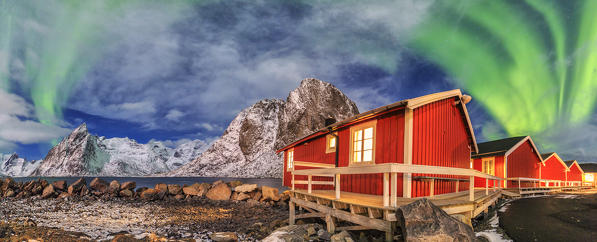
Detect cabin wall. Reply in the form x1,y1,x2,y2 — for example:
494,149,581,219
567,165,583,182
411,98,472,197
282,135,334,190
540,156,567,182
506,140,541,187
473,156,505,187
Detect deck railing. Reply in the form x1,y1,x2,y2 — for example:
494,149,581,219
504,177,583,189
291,162,503,207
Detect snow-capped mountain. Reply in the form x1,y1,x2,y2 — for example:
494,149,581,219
32,124,208,176
0,153,41,177
168,78,360,178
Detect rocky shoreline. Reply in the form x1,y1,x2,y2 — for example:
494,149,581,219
0,177,289,241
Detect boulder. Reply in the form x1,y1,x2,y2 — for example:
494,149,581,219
68,178,86,195
234,184,258,193
3,189,15,198
206,183,232,201
136,187,148,196
330,230,355,242
261,186,280,201
121,181,136,191
40,179,49,188
31,183,43,195
209,232,238,242
167,184,182,195
155,183,168,199
183,183,210,196
174,194,185,200
89,178,109,193
213,180,224,186
58,192,71,199
41,185,55,199
252,191,262,201
80,185,89,196
52,180,67,191
396,198,476,242
108,180,121,194
141,188,159,200
1,178,15,191
236,193,251,201
229,180,243,188
119,189,133,197
15,191,30,198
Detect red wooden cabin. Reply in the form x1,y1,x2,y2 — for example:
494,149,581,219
471,136,542,188
277,89,478,198
540,153,568,186
564,160,583,186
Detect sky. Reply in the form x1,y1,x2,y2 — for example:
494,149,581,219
1,0,597,163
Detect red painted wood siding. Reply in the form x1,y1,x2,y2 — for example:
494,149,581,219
282,135,334,190
473,156,505,187
567,164,583,182
412,98,472,197
505,140,542,187
541,156,567,182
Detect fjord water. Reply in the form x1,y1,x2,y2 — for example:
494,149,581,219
12,177,285,191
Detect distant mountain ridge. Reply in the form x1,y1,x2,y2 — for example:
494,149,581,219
168,78,360,178
0,153,41,177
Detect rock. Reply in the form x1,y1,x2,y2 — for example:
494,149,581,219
108,180,120,194
262,224,324,242
174,194,185,200
213,180,224,186
121,181,136,191
90,178,109,193
80,185,90,196
234,184,258,193
236,193,251,201
246,199,260,207
252,191,262,201
68,178,86,195
209,232,238,242
331,231,355,242
229,180,243,188
24,218,37,227
182,183,202,196
1,177,15,191
52,180,67,191
119,189,133,197
155,183,167,192
40,179,49,188
58,192,71,199
318,229,332,240
141,188,158,200
41,185,55,199
167,184,182,195
396,198,476,242
31,183,43,195
206,183,232,201
15,191,29,198
3,189,15,198
261,186,279,201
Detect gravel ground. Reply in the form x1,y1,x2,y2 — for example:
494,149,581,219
0,196,288,241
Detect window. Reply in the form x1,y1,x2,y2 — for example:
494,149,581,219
325,134,337,153
287,149,294,170
585,173,594,182
349,121,376,164
482,157,495,175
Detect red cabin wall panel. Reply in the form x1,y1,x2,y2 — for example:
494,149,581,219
412,99,471,197
567,165,583,182
506,141,541,188
540,156,567,181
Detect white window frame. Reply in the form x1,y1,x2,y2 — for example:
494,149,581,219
349,120,377,166
287,149,294,171
482,157,495,176
325,133,337,153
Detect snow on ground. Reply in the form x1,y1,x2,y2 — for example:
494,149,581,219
475,214,512,242
555,195,579,199
498,203,510,213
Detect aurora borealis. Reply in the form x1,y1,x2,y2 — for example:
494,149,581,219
1,0,597,161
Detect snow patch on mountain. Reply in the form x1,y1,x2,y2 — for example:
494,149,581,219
0,153,41,177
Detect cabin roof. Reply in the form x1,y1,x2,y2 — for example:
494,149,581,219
564,160,575,167
541,152,555,160
276,89,478,153
579,163,597,173
471,136,538,158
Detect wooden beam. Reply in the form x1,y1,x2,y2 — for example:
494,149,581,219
308,175,312,193
335,226,370,231
296,213,325,219
293,161,336,168
335,174,341,200
292,174,295,191
391,172,398,206
383,173,389,207
430,178,435,197
326,214,336,234
295,180,335,185
289,201,295,225
469,176,474,201
403,108,413,199
485,178,488,195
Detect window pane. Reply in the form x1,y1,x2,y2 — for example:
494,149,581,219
329,137,336,148
355,130,362,141
363,150,372,162
355,141,362,151
364,139,373,150
354,151,361,162
364,127,373,139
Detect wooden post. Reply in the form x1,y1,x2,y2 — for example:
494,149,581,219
326,214,335,233
308,175,312,194
335,174,341,200
385,221,395,242
383,173,389,207
518,177,521,190
469,176,474,201
430,178,435,197
292,174,295,191
485,178,488,195
456,180,460,192
391,172,398,207
289,201,295,225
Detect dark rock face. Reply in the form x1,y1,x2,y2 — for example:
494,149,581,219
170,78,359,178
90,178,109,193
68,178,86,195
108,180,120,194
52,180,67,191
167,184,182,195
396,198,476,242
33,124,108,176
120,181,136,191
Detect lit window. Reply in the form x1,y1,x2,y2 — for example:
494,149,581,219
287,149,294,170
350,121,376,164
482,157,495,175
585,173,594,182
326,134,337,153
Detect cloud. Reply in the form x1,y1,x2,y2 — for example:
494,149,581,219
0,90,71,152
165,110,184,121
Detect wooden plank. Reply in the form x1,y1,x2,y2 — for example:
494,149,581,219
289,201,295,225
473,191,501,217
335,174,341,200
469,176,474,201
391,172,398,205
383,173,389,207
368,207,383,219
326,214,336,233
308,175,312,193
295,180,334,185
335,226,370,231
291,197,392,231
294,161,336,168
296,213,325,219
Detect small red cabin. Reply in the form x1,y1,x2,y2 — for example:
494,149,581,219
277,89,478,198
471,136,542,188
540,153,568,186
564,160,583,186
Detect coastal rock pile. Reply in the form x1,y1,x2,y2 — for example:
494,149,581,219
0,177,289,207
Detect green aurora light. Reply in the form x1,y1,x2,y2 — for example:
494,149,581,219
409,0,597,139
